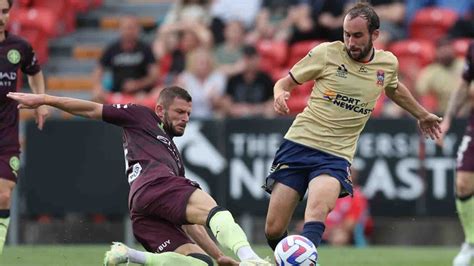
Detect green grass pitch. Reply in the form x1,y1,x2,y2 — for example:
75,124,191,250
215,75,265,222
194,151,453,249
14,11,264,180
0,245,460,266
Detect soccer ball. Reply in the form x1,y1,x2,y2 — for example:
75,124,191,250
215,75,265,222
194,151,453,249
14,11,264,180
274,235,318,266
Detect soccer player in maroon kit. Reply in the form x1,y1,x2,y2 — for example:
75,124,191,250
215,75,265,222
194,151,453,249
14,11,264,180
7,86,270,266
0,0,49,254
437,42,474,266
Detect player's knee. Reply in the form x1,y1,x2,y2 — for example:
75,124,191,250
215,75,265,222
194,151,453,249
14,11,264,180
455,176,474,197
0,189,12,207
265,220,286,239
188,253,213,266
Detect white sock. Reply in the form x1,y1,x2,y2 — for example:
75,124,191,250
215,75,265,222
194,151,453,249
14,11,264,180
236,245,260,261
127,247,147,264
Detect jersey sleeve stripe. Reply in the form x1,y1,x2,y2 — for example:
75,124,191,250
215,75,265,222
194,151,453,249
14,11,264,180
289,71,302,85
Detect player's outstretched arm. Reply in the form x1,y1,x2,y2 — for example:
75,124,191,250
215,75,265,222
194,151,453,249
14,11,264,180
7,92,103,120
27,71,49,130
273,75,299,115
182,224,239,266
385,81,442,140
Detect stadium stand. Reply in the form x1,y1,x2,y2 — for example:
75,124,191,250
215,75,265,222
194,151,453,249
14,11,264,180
409,7,458,41
388,39,436,89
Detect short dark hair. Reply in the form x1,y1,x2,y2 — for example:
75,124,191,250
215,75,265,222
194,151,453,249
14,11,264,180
242,45,258,57
346,1,380,34
158,86,192,109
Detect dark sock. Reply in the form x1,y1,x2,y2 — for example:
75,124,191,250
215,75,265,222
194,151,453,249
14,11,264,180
457,194,473,201
266,231,288,250
0,210,9,218
301,221,325,247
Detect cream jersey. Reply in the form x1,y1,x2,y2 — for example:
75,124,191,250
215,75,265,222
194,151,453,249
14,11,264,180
285,41,399,162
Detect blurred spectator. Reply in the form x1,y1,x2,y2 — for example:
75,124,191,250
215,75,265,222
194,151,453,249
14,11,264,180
177,48,226,119
247,0,293,42
210,0,261,42
153,21,213,85
322,168,373,247
285,0,354,44
405,0,473,24
415,38,465,114
152,24,185,86
214,20,246,76
218,45,275,118
92,16,158,107
211,0,260,28
448,8,474,39
162,0,211,26
371,0,407,47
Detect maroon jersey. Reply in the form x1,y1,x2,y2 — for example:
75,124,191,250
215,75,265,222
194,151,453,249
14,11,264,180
462,42,474,84
102,104,186,198
456,42,474,171
0,33,41,153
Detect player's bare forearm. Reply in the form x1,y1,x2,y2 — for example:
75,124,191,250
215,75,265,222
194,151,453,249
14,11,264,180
274,75,297,97
274,75,299,115
385,81,430,120
443,80,469,124
26,72,49,130
27,71,46,94
182,224,224,260
386,82,442,139
44,95,103,119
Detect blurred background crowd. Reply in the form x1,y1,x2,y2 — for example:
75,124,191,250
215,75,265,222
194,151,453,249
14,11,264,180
8,0,474,121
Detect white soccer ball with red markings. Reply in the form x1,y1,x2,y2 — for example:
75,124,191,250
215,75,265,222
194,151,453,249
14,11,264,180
274,235,318,266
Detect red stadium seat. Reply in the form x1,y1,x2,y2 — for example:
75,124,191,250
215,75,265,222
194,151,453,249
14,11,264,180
389,39,436,89
389,39,436,68
91,0,103,9
270,67,289,82
9,7,58,36
287,40,324,68
17,0,33,7
31,0,76,34
256,40,288,75
409,7,458,41
452,38,472,58
69,0,90,12
8,7,57,63
69,0,102,12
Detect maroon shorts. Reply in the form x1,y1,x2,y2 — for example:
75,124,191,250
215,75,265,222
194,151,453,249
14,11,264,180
0,153,20,183
130,175,200,253
457,125,474,172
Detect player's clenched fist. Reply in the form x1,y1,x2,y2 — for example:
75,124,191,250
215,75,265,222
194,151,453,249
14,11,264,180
274,91,290,115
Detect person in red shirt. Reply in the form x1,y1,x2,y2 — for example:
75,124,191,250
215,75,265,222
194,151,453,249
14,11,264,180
322,168,373,246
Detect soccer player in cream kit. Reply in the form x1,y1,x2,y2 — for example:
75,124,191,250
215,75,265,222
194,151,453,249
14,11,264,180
0,0,49,254
263,1,443,259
